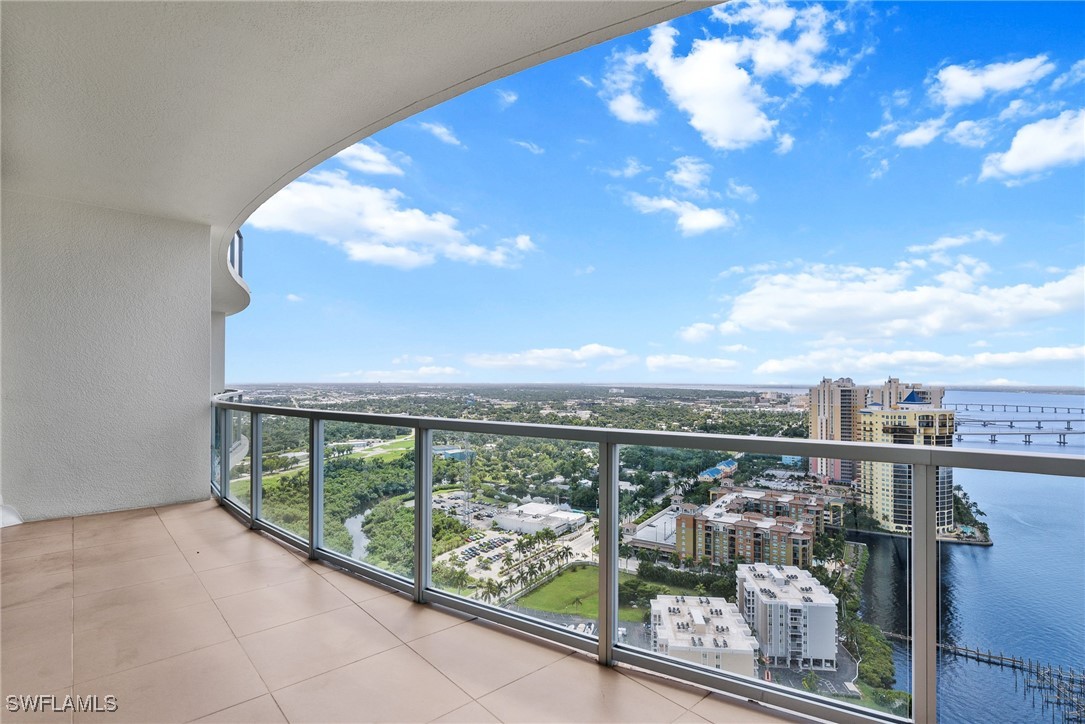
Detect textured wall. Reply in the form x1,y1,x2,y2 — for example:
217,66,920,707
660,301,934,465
1,191,210,520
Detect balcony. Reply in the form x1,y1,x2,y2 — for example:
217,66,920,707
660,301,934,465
1,499,795,724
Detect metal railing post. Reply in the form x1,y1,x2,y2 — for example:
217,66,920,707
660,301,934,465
308,417,325,559
912,462,938,723
414,428,433,603
219,408,232,502
250,412,262,528
597,439,619,666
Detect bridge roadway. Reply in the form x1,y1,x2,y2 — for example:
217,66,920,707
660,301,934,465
944,402,1085,414
956,417,1083,430
954,430,1082,445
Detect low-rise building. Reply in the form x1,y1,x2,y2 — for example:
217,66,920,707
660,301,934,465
493,502,586,535
697,459,737,482
650,595,759,677
737,563,838,671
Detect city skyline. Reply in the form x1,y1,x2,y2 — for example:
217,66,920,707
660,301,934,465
231,1,1084,386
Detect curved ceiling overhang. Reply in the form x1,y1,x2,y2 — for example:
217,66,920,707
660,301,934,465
2,1,712,248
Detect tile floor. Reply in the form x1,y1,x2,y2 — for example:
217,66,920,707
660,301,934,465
1,500,810,723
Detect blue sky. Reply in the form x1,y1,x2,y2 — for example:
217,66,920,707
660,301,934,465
231,1,1085,387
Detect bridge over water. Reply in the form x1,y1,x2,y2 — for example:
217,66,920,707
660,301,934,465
945,402,1085,414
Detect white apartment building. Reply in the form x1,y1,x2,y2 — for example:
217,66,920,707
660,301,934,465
649,595,759,678
736,563,838,671
493,502,586,535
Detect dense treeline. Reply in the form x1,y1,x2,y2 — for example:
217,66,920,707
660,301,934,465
636,561,738,600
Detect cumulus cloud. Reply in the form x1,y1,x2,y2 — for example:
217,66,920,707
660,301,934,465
1051,59,1085,91
466,344,637,370
754,345,1084,376
628,193,738,236
512,140,545,155
719,258,1084,340
726,179,759,203
980,109,1085,183
944,119,992,148
720,344,753,353
906,229,1003,255
606,157,649,178
392,354,434,365
677,322,717,343
646,354,739,373
332,366,461,382
931,55,1056,108
667,156,713,196
286,293,303,303
775,133,795,154
419,121,465,147
497,89,519,108
247,170,534,269
894,117,946,148
334,142,408,176
601,48,659,123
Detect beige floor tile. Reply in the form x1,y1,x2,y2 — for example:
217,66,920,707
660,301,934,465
197,554,317,599
478,653,687,723
323,569,396,602
239,605,400,691
72,517,168,549
214,575,351,637
689,693,801,723
359,591,473,642
2,533,73,561
272,645,472,723
167,522,250,552
72,551,192,596
2,549,73,582
74,600,233,683
181,532,290,572
154,498,219,520
617,666,711,709
0,688,73,723
2,633,74,694
72,535,179,570
71,640,267,723
74,572,210,631
2,570,74,609
430,701,501,723
409,618,572,698
671,711,712,722
194,694,286,723
2,597,73,646
72,507,157,533
2,518,73,544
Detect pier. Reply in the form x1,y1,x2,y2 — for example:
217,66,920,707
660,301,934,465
945,402,1085,414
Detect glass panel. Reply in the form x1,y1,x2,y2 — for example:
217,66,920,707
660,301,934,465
619,446,912,717
937,390,1085,722
320,421,416,579
258,414,311,540
431,433,599,636
224,410,252,511
211,409,223,495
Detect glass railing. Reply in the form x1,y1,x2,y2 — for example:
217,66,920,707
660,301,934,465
210,394,1084,724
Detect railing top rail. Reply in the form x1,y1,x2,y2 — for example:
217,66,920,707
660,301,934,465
212,393,1085,478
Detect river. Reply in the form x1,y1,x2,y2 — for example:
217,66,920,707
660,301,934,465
857,389,1085,723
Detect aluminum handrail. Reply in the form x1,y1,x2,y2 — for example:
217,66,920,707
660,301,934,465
210,392,1084,724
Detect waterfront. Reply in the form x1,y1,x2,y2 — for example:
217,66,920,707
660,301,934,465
859,389,1085,723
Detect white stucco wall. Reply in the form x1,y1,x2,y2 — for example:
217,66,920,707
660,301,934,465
1,191,211,520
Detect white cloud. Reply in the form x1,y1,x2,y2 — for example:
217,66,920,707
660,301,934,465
720,258,1084,339
894,117,946,148
646,354,739,373
1052,59,1085,91
969,340,990,348
247,170,534,269
497,89,519,108
286,293,303,303
466,344,636,370
628,193,738,236
577,75,595,89
332,366,461,382
666,156,712,196
931,55,1056,108
419,122,465,147
720,344,753,353
775,133,795,154
944,120,992,148
980,109,1085,183
601,49,658,123
870,158,889,180
755,344,1085,376
606,157,649,178
906,229,1003,254
677,322,717,343
512,140,545,155
574,265,596,276
391,354,435,365
998,98,1063,122
726,179,759,203
334,142,407,176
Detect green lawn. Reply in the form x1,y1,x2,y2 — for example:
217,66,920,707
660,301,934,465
516,566,698,623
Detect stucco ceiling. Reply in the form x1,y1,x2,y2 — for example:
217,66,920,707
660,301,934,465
2,1,709,244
